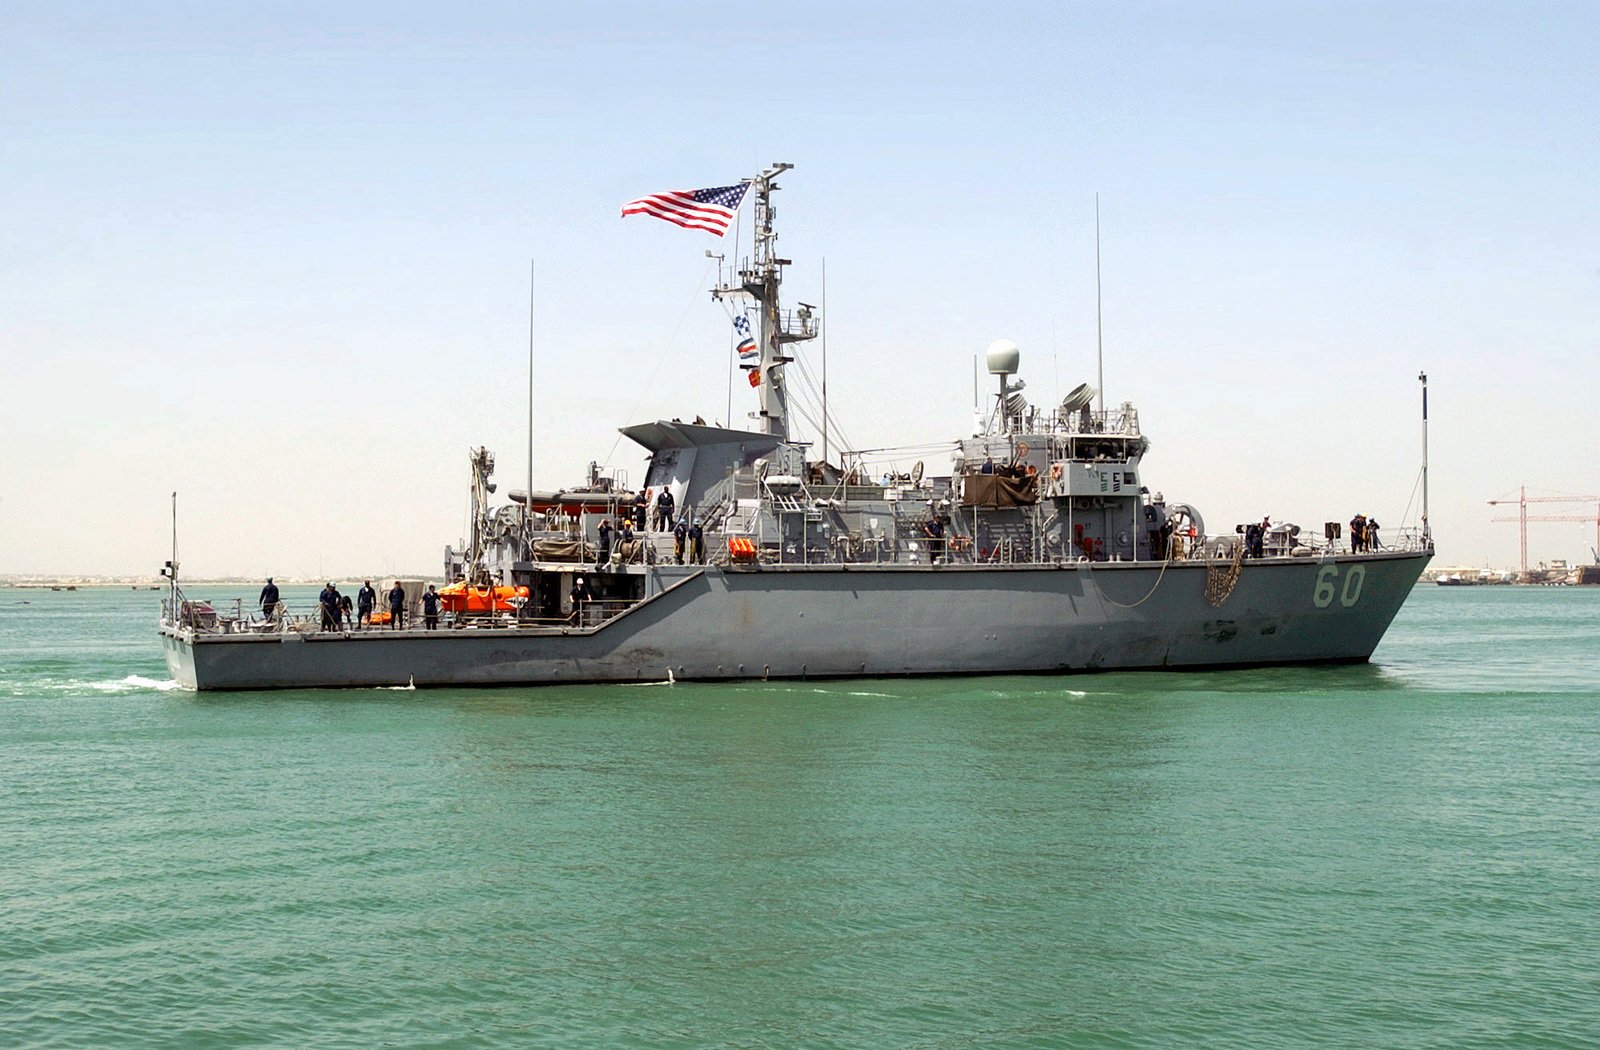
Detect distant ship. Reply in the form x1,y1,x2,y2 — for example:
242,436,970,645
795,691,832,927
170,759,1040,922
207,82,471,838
160,165,1434,690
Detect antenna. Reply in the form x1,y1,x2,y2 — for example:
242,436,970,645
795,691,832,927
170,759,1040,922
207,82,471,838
821,257,828,466
1051,317,1059,410
709,248,730,428
537,259,544,537
166,491,178,610
1095,193,1104,416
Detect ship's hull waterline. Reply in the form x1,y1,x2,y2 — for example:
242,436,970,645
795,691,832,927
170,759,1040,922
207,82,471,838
161,552,1429,691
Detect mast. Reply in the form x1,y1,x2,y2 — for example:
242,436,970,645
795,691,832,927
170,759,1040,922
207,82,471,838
713,163,816,443
1419,371,1431,548
527,260,536,541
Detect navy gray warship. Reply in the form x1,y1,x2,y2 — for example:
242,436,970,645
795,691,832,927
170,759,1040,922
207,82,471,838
160,164,1434,690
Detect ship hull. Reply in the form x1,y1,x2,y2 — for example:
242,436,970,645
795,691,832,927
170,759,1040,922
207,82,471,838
162,552,1429,691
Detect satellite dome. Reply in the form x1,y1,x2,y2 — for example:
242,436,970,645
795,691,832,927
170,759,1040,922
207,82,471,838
985,339,1020,376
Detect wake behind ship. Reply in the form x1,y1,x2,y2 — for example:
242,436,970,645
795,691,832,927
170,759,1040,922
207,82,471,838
160,165,1433,690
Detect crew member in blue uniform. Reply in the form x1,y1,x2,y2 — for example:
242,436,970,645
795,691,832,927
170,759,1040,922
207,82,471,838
259,578,280,621
923,513,945,564
387,581,406,629
421,585,442,630
357,580,376,628
319,583,339,631
569,575,593,624
619,519,635,563
688,521,704,564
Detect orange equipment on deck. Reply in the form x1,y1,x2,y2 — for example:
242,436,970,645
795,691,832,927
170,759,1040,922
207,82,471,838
437,582,530,614
727,536,758,562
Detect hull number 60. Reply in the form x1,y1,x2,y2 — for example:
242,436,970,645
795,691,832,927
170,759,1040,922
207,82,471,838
1313,564,1365,608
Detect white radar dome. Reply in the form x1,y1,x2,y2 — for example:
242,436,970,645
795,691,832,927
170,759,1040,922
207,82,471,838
985,339,1020,376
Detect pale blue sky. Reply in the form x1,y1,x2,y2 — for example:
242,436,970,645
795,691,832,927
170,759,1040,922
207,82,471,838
3,1,1596,576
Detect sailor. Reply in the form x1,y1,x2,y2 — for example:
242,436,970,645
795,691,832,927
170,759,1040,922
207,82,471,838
421,584,442,630
569,575,593,623
357,580,376,628
597,519,613,568
980,455,995,475
1350,513,1367,553
1366,518,1381,550
655,488,675,532
339,592,354,630
619,519,635,562
319,582,339,631
1258,516,1271,558
923,512,945,564
387,581,406,629
259,577,280,622
688,520,705,564
633,489,649,531
673,517,688,564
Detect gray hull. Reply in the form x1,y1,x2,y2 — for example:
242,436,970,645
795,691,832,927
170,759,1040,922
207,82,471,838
162,552,1429,690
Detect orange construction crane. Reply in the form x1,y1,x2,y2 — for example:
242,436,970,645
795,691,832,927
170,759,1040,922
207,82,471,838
1487,488,1600,575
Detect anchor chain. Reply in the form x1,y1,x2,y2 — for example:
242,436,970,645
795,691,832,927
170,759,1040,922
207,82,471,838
1205,537,1247,607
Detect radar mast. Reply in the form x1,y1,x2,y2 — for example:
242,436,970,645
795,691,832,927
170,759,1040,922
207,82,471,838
712,163,817,442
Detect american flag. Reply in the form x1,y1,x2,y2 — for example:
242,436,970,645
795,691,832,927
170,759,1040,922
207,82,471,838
621,183,750,236
733,315,758,359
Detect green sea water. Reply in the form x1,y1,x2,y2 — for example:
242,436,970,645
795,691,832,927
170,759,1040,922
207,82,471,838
2,584,1597,1048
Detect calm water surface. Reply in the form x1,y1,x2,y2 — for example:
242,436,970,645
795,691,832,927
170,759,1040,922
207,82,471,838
2,585,1597,1047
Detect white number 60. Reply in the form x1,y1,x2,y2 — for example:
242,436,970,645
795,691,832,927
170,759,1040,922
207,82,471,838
1313,564,1365,608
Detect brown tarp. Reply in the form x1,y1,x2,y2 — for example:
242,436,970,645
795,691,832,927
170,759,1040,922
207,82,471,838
961,473,1039,508
532,538,595,562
